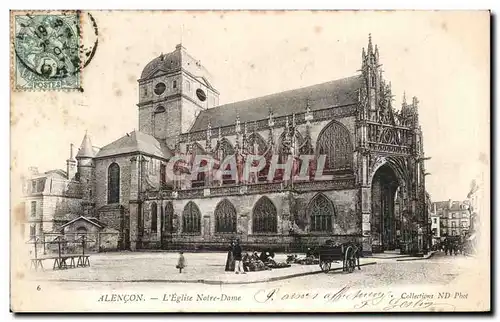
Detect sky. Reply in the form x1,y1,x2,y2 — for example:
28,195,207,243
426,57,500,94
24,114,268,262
10,10,490,202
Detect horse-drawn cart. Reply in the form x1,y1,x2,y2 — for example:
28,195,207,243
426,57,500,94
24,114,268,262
316,241,361,273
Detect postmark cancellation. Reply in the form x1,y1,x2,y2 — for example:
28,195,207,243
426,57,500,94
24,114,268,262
11,10,98,91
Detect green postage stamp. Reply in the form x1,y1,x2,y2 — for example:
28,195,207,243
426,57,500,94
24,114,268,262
12,11,98,91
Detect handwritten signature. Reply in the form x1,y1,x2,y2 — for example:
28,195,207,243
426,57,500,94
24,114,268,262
253,286,457,311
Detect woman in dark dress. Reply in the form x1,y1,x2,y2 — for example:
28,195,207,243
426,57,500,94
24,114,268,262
225,240,235,271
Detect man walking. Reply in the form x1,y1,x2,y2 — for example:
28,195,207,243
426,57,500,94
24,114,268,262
233,239,245,274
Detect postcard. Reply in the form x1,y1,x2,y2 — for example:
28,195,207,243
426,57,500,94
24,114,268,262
10,10,490,312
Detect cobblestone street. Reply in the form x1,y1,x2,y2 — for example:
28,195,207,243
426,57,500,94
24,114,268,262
15,251,485,312
25,251,475,289
27,251,376,284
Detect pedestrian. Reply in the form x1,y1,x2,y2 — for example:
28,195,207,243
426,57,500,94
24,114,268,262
176,251,186,273
233,239,245,274
225,240,235,272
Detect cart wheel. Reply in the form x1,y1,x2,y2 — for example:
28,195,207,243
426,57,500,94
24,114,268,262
319,260,331,272
348,258,355,273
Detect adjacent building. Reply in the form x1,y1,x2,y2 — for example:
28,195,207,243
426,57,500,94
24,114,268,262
433,200,470,239
429,204,441,245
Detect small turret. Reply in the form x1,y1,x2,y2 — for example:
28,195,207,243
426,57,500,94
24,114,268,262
76,132,95,216
76,132,95,183
360,33,382,121
76,131,95,159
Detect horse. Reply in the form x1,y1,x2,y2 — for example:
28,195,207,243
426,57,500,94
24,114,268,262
341,242,362,272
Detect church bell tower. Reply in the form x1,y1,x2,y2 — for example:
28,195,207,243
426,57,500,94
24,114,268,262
137,44,220,148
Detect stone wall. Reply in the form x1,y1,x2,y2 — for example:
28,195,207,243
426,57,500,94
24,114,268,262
97,204,125,231
94,156,132,209
138,188,360,251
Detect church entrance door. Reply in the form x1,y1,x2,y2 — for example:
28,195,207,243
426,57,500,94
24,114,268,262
371,164,399,253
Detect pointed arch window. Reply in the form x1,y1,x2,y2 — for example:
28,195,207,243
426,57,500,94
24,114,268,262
182,201,201,234
247,133,268,155
214,138,235,162
316,121,353,172
151,202,158,233
107,163,120,204
191,143,207,188
164,202,174,233
246,133,269,182
276,130,303,181
214,139,236,185
308,194,334,232
215,199,237,233
160,163,166,187
252,197,277,233
278,131,303,162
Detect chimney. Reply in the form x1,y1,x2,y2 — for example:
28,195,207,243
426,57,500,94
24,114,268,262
448,199,452,209
28,167,39,176
66,143,77,180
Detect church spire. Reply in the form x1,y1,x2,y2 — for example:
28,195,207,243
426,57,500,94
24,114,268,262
360,33,382,121
76,131,94,159
367,33,373,56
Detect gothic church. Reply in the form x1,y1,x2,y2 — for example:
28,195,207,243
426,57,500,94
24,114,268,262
24,35,428,254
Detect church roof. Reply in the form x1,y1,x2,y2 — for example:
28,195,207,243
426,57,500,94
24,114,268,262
189,75,361,132
141,49,181,80
95,130,172,159
433,201,450,210
140,44,215,90
59,216,105,230
44,169,68,179
76,133,95,158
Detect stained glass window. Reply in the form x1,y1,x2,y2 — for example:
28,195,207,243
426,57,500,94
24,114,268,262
182,201,201,234
164,202,174,233
214,138,235,162
191,143,207,188
151,202,158,233
308,193,334,232
252,197,277,233
316,121,352,171
246,133,269,182
247,133,267,155
107,163,120,204
215,139,236,185
215,199,237,233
